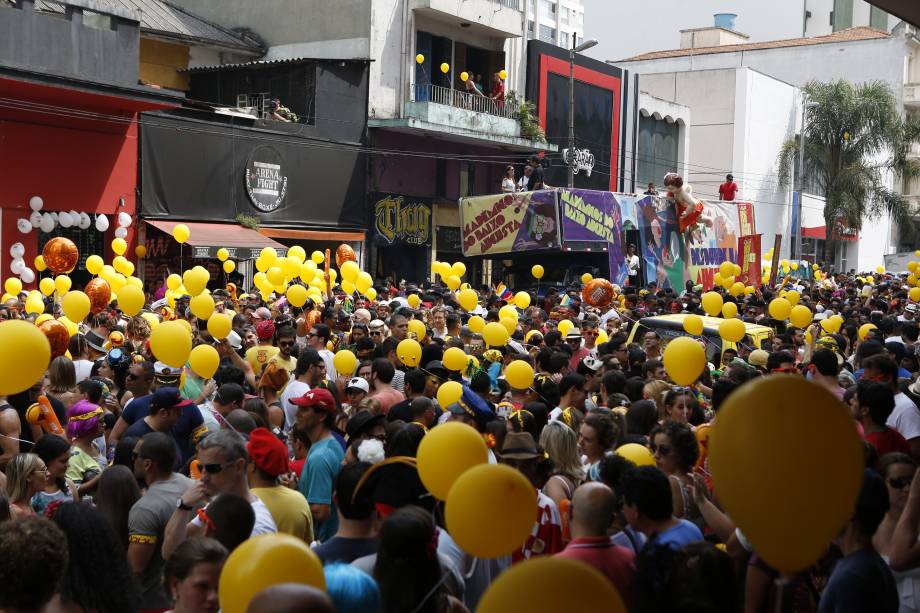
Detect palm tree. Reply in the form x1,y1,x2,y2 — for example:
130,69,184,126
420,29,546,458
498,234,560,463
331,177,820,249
778,80,920,265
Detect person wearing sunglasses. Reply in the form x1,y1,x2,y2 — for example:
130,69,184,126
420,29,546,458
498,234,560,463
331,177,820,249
850,380,911,457
874,453,919,604
163,429,277,560
649,420,700,522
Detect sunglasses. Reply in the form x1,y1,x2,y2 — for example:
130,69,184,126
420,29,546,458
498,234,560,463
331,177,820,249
650,444,671,456
200,461,237,475
370,330,383,336
889,476,913,490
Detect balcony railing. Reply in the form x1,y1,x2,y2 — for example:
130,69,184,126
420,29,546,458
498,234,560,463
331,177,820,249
495,0,522,9
412,83,516,119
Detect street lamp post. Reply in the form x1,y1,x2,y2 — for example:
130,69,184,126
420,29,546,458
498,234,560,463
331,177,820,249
568,38,598,188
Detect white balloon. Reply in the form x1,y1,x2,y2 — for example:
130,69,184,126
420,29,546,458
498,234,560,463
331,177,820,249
117,212,132,227
95,215,109,232
19,268,35,284
10,258,25,274
40,214,55,233
69,210,79,221
16,219,31,234
29,196,43,212
29,211,42,228
49,212,58,222
79,213,91,230
58,213,72,228
114,226,128,239
9,243,25,259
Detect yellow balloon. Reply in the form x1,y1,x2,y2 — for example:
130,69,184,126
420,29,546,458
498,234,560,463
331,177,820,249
286,246,305,263
446,275,462,291
416,53,425,64
785,290,800,305
721,275,735,290
286,284,308,308
340,260,359,283
662,336,706,385
190,294,215,320
468,315,486,333
407,294,421,309
417,422,488,500
867,275,875,284
597,329,609,344
356,271,373,295
876,265,885,274
615,443,656,467
789,305,813,329
397,339,422,367
35,314,52,326
341,279,356,294
531,265,544,279
436,380,464,410
34,255,46,272
172,223,190,244
61,291,90,322
768,297,792,321
256,247,276,265
859,323,877,340
822,315,843,334
407,319,426,341
683,314,704,336
581,272,593,284
721,301,738,319
218,533,325,613
4,278,22,296
458,288,478,312
478,556,625,613
25,295,44,315
505,360,534,390
709,376,863,574
111,238,127,256
135,245,147,258
910,287,920,303
214,248,229,262
557,319,574,337
281,256,301,280
84,255,103,276
366,288,377,302
460,71,469,82
443,347,468,372
333,350,357,376
451,262,466,278
311,250,325,265
499,305,519,321
266,266,284,287
57,316,79,337
719,261,734,278
117,285,145,317
482,322,510,347
701,291,723,316
719,318,746,343
223,260,236,275
39,278,55,297
149,321,192,368
446,464,537,558
729,281,745,297
188,344,220,379
207,313,232,341
440,62,450,74
0,321,51,395
500,316,517,336
255,257,269,273
183,267,210,297
514,291,531,310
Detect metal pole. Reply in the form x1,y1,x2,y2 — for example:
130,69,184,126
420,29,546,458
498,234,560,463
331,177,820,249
568,43,575,188
795,95,807,261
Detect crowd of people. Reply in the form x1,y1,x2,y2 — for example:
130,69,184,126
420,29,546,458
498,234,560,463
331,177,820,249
1,263,920,613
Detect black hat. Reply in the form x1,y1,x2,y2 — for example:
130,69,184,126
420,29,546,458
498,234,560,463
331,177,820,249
346,410,386,441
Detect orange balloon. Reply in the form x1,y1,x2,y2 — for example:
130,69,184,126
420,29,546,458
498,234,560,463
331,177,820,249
39,319,70,359
582,278,615,307
42,237,79,274
335,244,357,269
85,278,112,314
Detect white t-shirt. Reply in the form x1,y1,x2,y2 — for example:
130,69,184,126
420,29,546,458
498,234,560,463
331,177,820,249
888,393,920,441
318,349,337,380
191,494,277,536
73,359,94,383
280,380,311,434
501,177,516,193
627,255,640,277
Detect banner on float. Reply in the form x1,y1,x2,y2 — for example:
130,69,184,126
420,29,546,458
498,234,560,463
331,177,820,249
559,189,618,243
636,195,685,291
605,193,641,287
738,234,762,288
460,190,560,256
736,201,755,236
685,200,745,290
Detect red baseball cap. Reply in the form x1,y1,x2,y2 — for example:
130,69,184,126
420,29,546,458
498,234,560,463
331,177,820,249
255,320,276,341
246,427,290,477
289,388,337,414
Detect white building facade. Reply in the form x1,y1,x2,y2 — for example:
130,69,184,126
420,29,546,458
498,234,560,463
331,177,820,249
525,0,584,49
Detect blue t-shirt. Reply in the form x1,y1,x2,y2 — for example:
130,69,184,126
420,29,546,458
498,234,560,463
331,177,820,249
299,436,344,543
653,519,703,550
122,395,205,465
818,548,897,613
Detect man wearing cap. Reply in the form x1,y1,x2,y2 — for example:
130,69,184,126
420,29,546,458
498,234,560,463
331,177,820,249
290,388,344,542
128,432,194,610
110,367,206,466
343,377,369,413
566,328,588,371
246,320,280,375
248,427,313,542
123,387,193,442
163,430,277,559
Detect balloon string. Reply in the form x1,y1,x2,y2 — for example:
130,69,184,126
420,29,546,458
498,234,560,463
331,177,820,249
0,433,34,446
774,576,788,613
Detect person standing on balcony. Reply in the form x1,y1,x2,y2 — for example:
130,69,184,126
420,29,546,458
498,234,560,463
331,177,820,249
465,77,485,98
474,74,485,94
518,165,533,192
491,72,505,109
502,166,517,193
718,174,738,201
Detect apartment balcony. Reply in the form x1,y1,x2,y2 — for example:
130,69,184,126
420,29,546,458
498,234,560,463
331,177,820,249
410,0,524,38
368,83,555,151
905,82,920,108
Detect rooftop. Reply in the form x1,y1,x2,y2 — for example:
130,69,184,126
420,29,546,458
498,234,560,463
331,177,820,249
620,26,890,62
6,0,264,52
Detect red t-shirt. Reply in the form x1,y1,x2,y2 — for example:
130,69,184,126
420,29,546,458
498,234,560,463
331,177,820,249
557,537,636,605
865,428,911,456
718,182,738,201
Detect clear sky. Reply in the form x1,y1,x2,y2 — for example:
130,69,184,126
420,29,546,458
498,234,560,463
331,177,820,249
581,0,812,62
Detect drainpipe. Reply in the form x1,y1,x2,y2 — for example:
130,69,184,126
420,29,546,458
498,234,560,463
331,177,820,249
398,0,410,118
